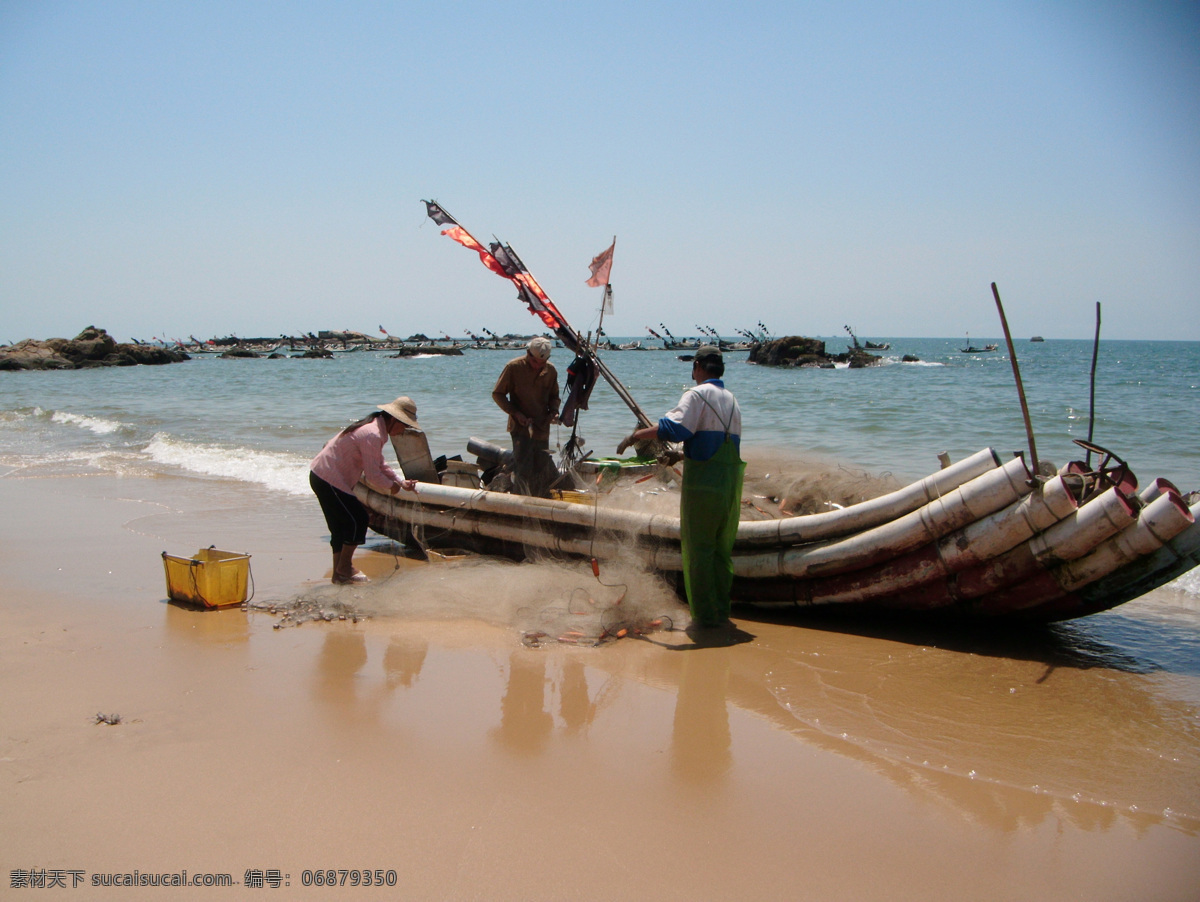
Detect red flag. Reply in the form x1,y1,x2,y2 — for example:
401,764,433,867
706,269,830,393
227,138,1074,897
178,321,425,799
441,226,510,279
586,240,615,287
429,210,581,352
515,272,574,333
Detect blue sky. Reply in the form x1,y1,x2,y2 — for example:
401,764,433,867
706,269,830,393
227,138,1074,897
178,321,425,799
2,1,1197,343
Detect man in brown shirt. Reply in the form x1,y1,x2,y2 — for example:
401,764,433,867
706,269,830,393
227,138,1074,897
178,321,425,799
491,336,561,497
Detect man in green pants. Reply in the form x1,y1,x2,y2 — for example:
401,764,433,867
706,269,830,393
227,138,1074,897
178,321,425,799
618,346,744,630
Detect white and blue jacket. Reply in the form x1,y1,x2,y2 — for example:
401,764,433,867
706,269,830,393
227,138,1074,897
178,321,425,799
657,379,741,462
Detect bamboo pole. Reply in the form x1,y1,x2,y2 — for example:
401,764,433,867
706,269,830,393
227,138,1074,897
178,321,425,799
991,282,1039,478
1086,301,1102,467
427,204,649,427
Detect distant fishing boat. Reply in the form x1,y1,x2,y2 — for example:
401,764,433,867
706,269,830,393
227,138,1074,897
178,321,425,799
845,325,889,351
1031,336,1045,342
961,334,997,353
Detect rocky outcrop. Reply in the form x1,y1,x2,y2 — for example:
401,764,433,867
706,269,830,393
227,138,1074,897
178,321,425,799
748,336,881,368
0,327,190,371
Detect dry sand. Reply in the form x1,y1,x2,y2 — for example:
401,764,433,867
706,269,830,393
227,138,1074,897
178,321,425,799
2,472,1198,900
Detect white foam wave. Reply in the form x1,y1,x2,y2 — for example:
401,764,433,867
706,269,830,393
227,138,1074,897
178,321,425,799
50,410,126,435
0,447,134,477
144,433,310,495
1,407,34,424
1168,567,1200,599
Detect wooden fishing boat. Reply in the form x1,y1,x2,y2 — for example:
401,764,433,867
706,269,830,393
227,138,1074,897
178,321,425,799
358,437,1198,623
402,204,1196,622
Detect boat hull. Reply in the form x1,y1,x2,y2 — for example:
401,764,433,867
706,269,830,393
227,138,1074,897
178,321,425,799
358,447,1197,622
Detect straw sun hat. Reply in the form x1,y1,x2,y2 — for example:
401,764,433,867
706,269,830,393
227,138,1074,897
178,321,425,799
378,396,420,430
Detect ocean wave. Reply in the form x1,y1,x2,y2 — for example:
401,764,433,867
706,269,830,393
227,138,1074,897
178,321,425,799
143,433,310,495
1170,567,1200,599
0,445,160,478
49,410,128,435
0,406,42,427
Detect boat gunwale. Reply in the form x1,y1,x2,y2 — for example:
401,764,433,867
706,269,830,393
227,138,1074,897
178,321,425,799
356,447,1005,547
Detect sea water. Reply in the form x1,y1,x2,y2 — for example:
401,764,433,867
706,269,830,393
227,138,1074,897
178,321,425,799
2,336,1198,651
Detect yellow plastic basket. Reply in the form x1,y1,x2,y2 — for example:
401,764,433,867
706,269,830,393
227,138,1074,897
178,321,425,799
162,547,253,608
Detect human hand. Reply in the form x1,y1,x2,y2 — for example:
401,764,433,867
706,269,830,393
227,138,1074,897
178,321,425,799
402,479,418,493
616,434,634,455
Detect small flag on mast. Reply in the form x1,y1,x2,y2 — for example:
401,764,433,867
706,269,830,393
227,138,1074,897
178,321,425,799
586,240,615,287
602,284,614,314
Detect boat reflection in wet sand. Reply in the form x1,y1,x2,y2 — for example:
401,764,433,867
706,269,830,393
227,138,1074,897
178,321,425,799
360,432,1198,625
608,613,1200,835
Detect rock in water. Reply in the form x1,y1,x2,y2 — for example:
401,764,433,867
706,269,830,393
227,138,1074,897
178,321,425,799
0,327,190,370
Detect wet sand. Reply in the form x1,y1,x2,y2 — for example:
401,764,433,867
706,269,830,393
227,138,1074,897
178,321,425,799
2,473,1199,900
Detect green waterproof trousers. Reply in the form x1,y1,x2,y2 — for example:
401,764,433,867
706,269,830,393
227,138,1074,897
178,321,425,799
679,438,745,627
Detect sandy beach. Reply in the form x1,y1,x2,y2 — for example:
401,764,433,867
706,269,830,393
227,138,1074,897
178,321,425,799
3,471,1199,901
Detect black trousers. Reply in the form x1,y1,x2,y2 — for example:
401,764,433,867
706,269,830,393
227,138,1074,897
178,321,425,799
310,470,369,551
510,431,556,498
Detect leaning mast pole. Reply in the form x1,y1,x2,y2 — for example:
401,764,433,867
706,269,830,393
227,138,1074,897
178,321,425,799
424,202,651,428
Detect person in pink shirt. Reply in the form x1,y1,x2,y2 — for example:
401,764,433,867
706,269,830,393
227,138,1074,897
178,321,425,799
309,396,420,584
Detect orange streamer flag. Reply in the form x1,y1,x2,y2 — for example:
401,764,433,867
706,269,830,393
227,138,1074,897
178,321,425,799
586,240,615,287
422,200,577,349
439,226,512,279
